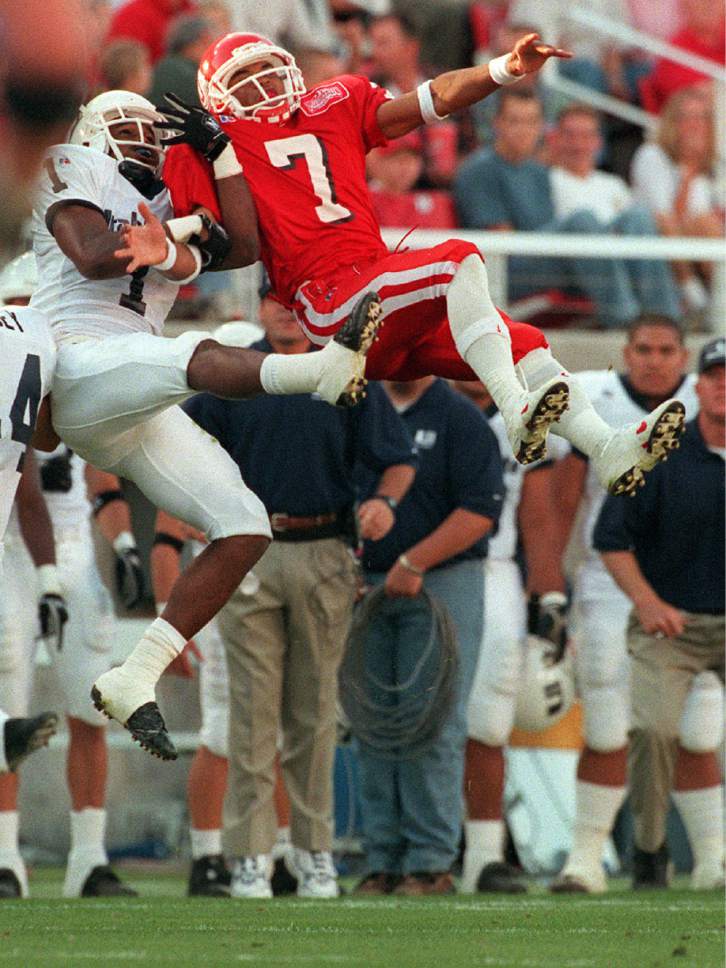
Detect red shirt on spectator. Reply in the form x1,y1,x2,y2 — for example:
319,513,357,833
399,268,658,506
370,189,458,230
643,23,725,112
106,0,196,64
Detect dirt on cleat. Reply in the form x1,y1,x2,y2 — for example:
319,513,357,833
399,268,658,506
91,687,177,761
516,381,570,464
332,291,383,407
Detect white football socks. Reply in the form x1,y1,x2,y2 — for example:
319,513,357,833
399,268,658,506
461,819,504,893
191,827,223,860
672,786,724,871
564,781,626,874
0,810,28,896
64,808,108,897
260,352,324,396
122,618,186,688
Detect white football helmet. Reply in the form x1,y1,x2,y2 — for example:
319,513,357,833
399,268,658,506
68,90,166,173
213,320,264,347
514,636,575,733
0,252,37,305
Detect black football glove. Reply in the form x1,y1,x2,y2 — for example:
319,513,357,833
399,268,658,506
155,92,231,162
38,594,69,652
115,547,145,609
190,214,232,271
528,591,569,662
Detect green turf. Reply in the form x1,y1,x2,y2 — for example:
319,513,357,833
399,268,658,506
0,869,722,968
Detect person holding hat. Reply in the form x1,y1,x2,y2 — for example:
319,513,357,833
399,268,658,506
593,337,725,892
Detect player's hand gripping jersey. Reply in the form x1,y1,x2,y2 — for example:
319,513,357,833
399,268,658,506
164,75,392,308
31,145,179,341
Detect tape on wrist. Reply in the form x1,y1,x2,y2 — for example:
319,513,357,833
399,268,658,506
488,54,521,86
37,563,61,597
112,530,136,555
539,591,568,609
166,215,204,243
213,143,243,179
416,79,449,124
175,244,203,284
154,236,177,272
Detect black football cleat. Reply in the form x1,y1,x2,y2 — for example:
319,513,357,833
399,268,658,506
476,861,528,894
81,865,138,897
271,856,299,896
188,854,232,897
633,843,671,890
4,712,58,772
330,291,383,407
0,869,22,898
91,688,177,761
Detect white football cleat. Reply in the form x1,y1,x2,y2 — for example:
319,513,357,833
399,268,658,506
230,855,273,899
691,859,725,891
503,377,570,465
315,292,383,407
549,864,607,895
593,399,686,496
285,848,339,898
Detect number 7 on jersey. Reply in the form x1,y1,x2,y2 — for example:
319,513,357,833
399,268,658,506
265,134,352,225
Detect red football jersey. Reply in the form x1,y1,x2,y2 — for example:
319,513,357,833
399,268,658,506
164,74,394,306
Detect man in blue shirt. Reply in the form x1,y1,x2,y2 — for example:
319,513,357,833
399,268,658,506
594,338,725,891
453,88,680,328
350,376,503,895
183,287,417,900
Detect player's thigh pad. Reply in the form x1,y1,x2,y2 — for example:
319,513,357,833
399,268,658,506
679,670,725,753
575,597,631,751
467,560,526,746
0,537,36,716
51,533,113,725
51,330,210,467
197,618,230,758
114,405,271,542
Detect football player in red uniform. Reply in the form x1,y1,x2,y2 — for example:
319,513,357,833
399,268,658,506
119,30,686,494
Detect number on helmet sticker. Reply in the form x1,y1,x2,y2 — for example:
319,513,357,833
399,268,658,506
265,134,352,225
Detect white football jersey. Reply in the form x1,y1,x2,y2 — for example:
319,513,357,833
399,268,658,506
574,369,699,600
31,144,179,341
0,306,56,566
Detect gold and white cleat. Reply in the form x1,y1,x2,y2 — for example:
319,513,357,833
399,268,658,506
506,377,570,465
315,291,383,407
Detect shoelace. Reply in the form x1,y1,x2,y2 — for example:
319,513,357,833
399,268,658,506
310,852,335,881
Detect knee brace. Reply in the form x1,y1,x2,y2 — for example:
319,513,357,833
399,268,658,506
679,671,724,754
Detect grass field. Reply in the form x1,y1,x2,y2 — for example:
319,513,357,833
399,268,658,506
0,869,722,968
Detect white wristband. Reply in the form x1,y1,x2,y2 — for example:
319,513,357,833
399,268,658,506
112,530,136,555
488,53,521,86
166,215,204,243
176,244,203,284
155,601,167,617
37,563,61,597
416,79,449,124
213,142,243,180
154,236,177,272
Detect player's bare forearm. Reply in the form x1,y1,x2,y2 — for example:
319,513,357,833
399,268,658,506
600,550,654,608
376,33,572,138
52,205,130,280
15,452,56,568
216,174,260,268
519,466,567,595
404,508,493,573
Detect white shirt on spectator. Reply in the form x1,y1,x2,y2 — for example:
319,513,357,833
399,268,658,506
630,142,715,218
227,0,333,52
550,166,633,222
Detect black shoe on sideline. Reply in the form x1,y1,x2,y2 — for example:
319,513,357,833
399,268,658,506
4,712,58,771
188,854,231,897
0,869,22,898
271,856,298,896
81,865,138,897
476,861,528,894
633,843,671,890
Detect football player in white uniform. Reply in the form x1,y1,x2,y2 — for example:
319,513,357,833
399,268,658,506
454,381,572,893
550,316,699,893
30,89,382,760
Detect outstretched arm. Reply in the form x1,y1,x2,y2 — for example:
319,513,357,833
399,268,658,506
377,33,572,139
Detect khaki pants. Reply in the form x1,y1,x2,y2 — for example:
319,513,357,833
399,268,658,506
627,611,725,852
218,537,357,856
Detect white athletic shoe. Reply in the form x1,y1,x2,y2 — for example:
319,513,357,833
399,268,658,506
503,377,570,465
550,865,607,895
593,399,686,496
230,855,273,899
315,292,383,407
91,668,177,761
285,848,340,899
691,859,725,890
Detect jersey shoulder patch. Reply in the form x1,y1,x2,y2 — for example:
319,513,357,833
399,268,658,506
300,80,351,117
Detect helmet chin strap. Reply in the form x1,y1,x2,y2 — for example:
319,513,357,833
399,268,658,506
118,159,166,200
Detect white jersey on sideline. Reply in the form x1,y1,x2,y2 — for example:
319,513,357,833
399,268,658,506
5,446,89,540
574,369,698,601
31,144,178,341
0,307,56,567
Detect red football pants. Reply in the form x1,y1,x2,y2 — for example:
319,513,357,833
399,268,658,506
292,240,548,381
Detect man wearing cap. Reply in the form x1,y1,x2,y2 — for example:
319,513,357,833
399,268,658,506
593,337,725,891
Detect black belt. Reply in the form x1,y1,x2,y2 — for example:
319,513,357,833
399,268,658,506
269,511,343,543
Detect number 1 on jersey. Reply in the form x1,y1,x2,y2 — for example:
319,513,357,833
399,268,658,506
265,134,352,225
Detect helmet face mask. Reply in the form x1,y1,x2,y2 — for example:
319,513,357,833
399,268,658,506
199,34,306,123
69,91,166,174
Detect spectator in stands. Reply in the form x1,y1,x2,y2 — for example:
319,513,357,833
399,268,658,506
98,40,152,96
454,89,681,328
594,338,725,891
639,0,725,114
330,0,386,75
368,12,459,187
149,15,215,107
107,0,196,65
227,0,335,54
295,48,347,88
367,131,458,230
196,0,230,37
631,88,722,315
352,376,502,896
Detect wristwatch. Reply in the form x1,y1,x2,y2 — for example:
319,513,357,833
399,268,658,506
373,493,398,512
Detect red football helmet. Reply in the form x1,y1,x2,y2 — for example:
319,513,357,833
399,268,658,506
197,32,306,123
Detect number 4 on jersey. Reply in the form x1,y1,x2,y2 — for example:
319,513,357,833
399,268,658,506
265,134,352,225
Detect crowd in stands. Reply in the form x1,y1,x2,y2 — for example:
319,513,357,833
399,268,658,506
80,0,723,326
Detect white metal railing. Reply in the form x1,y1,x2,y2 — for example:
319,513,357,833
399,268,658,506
546,70,657,131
